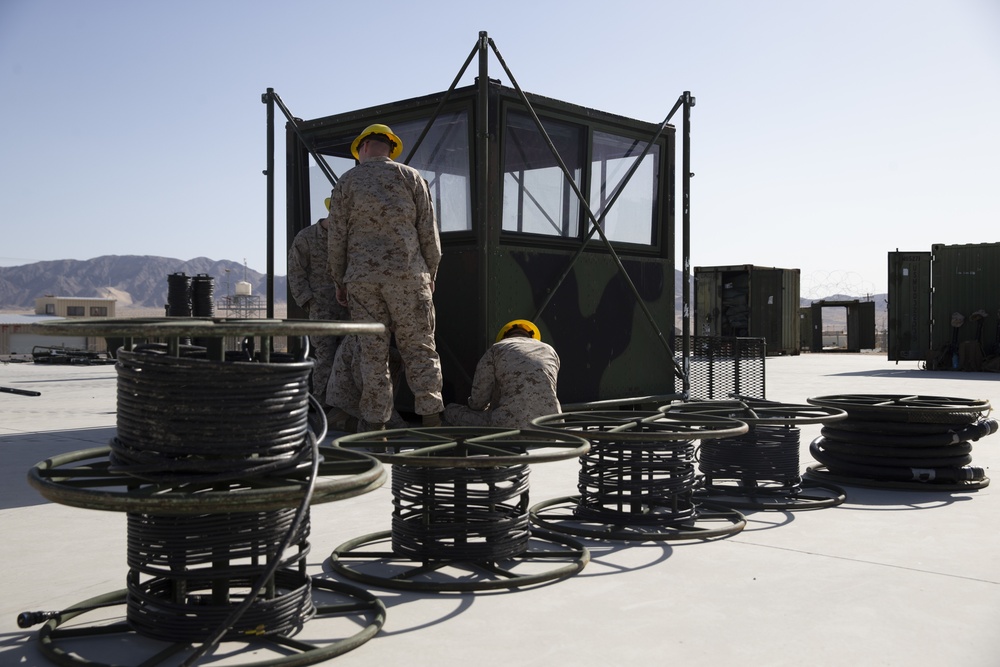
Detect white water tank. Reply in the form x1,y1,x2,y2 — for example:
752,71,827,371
235,281,252,296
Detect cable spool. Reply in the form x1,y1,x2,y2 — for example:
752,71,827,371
576,430,698,526
191,273,215,317
806,394,996,490
329,426,591,592
111,347,314,483
166,272,193,317
19,317,390,665
661,399,848,510
529,411,750,540
105,346,320,647
126,509,314,642
391,464,531,561
698,424,802,488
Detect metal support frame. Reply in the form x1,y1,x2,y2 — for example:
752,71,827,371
260,31,694,390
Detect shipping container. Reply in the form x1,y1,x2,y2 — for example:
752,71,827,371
805,299,876,352
694,265,800,356
888,243,1000,368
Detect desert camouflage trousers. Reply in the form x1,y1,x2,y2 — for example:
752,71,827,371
307,295,348,407
345,280,444,424
326,335,407,428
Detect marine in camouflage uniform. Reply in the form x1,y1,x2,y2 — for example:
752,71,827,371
444,324,562,429
287,217,348,407
328,125,444,429
325,334,407,431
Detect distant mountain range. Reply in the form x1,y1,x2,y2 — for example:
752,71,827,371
0,256,287,310
0,256,886,329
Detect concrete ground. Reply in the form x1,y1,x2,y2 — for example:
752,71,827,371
0,353,997,666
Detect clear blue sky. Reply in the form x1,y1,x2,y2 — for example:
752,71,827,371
2,0,998,298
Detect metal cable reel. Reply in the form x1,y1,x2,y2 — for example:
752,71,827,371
804,394,996,491
19,318,389,667
660,399,849,511
528,410,751,541
328,426,592,592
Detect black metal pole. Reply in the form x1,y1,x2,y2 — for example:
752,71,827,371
263,88,275,320
477,31,490,353
681,91,694,397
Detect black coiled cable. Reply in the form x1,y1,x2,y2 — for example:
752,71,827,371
177,401,322,667
391,464,531,561
810,417,996,484
577,439,698,525
110,347,313,483
698,424,802,490
97,345,325,664
126,507,314,643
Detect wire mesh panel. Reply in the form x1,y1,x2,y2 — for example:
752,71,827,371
678,336,766,400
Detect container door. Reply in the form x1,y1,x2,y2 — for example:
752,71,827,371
694,269,722,336
887,251,931,361
848,301,877,350
750,268,783,355
799,307,813,351
929,243,1000,354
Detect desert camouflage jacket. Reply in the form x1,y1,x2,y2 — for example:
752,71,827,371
467,336,561,427
328,156,440,286
288,221,344,320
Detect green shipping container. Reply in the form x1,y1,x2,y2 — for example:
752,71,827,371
694,265,800,356
888,243,1000,366
930,243,1000,357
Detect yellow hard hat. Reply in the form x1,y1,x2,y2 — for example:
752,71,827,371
324,197,331,212
351,123,403,160
496,319,541,343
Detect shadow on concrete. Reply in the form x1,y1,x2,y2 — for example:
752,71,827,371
0,427,115,510
828,368,999,383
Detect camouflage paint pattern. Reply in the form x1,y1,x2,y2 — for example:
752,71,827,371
434,246,675,405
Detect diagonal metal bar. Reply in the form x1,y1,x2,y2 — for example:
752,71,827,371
507,170,564,235
266,90,341,187
402,39,481,165
488,38,684,378
534,95,685,318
